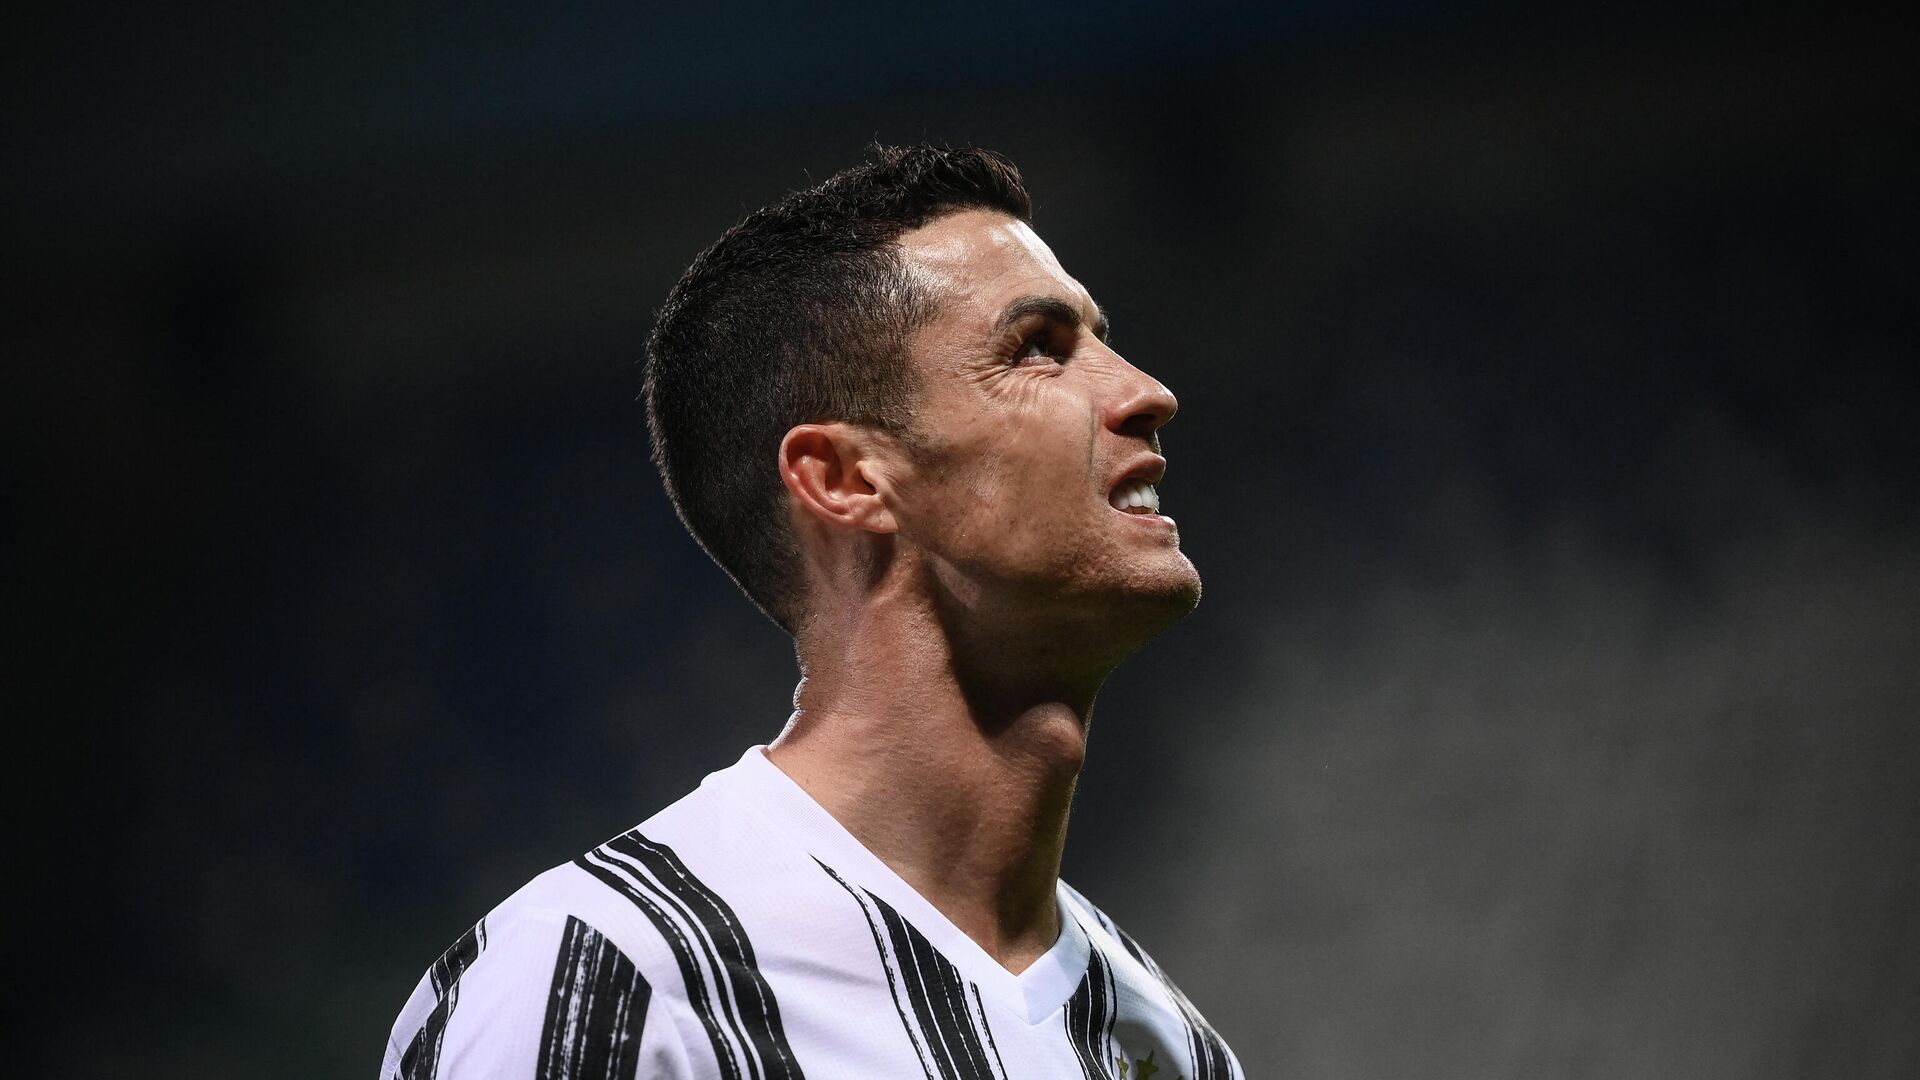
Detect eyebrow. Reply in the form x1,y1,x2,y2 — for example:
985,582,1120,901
993,294,1111,345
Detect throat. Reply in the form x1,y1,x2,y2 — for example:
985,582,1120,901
768,704,1082,972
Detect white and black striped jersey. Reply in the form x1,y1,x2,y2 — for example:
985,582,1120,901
381,746,1243,1080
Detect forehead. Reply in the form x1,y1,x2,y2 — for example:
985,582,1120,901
896,210,1096,325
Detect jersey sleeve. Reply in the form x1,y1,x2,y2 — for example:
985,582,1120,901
381,911,695,1080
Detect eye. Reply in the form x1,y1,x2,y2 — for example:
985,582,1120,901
1011,329,1065,366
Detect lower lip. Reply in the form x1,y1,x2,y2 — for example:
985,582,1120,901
1111,506,1176,528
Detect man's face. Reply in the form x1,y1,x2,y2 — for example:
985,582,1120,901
883,209,1201,635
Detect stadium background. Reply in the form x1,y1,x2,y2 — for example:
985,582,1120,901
12,3,1914,1076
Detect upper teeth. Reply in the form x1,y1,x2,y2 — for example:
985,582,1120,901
1110,480,1160,514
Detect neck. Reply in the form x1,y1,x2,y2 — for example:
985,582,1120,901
766,588,1109,975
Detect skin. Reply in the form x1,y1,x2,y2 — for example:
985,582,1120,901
766,209,1200,974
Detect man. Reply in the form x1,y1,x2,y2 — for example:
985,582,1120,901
381,144,1244,1080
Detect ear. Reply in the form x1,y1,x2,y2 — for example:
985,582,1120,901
778,423,899,535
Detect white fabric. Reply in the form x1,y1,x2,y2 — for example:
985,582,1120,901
381,745,1243,1080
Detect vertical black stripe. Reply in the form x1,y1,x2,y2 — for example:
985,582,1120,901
1107,944,1123,1071
603,832,804,1080
920,929,997,1080
1063,966,1098,1079
814,860,1002,1080
1063,943,1117,1080
876,899,963,1077
398,919,487,1080
1099,942,1119,1072
871,899,998,1080
575,853,746,1080
818,861,936,1080
538,917,651,1080
591,846,761,1080
968,984,1010,1080
1117,928,1234,1080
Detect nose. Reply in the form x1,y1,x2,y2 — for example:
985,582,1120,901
1105,352,1180,440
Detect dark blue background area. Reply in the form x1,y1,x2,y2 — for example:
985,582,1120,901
12,3,1915,1076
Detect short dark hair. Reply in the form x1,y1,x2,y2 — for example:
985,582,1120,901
643,144,1033,633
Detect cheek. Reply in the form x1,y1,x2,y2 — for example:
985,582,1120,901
917,454,1072,564
978,420,1090,515
905,391,1100,553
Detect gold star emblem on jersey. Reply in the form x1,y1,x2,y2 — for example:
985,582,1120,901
1116,1049,1174,1079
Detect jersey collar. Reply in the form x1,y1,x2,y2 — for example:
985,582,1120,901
709,744,1091,1025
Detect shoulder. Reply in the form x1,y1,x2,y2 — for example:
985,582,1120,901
1056,878,1200,987
1057,877,1193,993
379,861,699,1080
1057,878,1144,959
381,775,809,1079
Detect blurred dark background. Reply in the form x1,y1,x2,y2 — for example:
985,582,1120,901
11,2,1916,1076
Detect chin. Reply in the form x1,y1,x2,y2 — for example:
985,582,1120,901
1101,560,1203,637
968,550,1202,640
1143,569,1204,621
1144,548,1203,603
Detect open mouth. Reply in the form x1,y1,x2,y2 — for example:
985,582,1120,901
1108,479,1161,516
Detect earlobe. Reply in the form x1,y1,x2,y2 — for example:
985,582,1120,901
779,424,898,535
